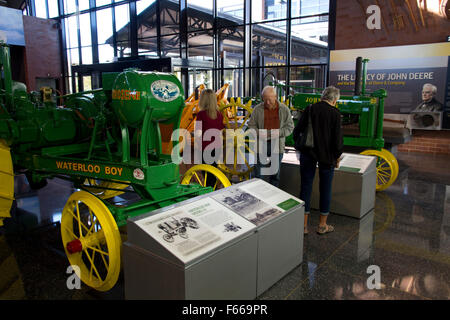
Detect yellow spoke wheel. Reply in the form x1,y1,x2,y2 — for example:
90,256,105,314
181,164,231,191
218,98,254,180
83,179,129,200
380,148,399,183
360,149,397,191
61,191,121,291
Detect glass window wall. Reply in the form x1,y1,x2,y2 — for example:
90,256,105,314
48,0,59,18
35,0,48,18
28,0,329,95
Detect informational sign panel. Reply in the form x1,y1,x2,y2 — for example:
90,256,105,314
237,179,303,212
329,43,450,128
213,179,303,226
282,150,375,174
337,153,376,174
0,7,25,46
134,197,255,264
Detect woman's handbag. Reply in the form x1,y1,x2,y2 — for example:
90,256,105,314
294,106,314,150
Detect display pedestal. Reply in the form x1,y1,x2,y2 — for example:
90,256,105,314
311,153,376,218
123,178,304,299
124,195,258,300
123,234,258,299
226,179,304,296
280,150,376,219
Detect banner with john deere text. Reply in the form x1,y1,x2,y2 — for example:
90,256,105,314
329,42,450,129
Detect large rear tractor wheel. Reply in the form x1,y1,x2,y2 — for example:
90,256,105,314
360,149,398,191
218,98,255,181
380,148,399,183
181,164,231,191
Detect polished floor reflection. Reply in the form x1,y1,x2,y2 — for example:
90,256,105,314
1,151,449,300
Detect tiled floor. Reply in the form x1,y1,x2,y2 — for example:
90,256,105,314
1,151,449,300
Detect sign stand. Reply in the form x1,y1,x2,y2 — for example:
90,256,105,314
123,179,304,299
213,179,304,296
280,151,376,219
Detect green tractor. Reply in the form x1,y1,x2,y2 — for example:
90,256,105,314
0,42,230,291
278,57,399,191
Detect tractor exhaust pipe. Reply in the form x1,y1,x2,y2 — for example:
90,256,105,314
354,57,363,96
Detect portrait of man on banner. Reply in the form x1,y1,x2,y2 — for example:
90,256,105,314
413,83,444,113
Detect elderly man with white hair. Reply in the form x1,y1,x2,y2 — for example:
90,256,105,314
247,86,294,187
414,83,443,112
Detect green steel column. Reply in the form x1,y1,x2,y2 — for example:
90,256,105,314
1,44,13,111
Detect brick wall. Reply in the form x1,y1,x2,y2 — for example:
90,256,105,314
397,130,450,155
335,0,450,50
22,16,62,92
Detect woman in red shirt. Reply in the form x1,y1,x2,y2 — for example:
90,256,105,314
194,89,225,187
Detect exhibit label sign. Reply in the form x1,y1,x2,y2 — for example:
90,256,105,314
213,179,304,226
329,43,450,128
337,153,376,174
134,197,256,264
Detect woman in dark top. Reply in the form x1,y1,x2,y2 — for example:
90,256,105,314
293,86,344,235
194,88,225,187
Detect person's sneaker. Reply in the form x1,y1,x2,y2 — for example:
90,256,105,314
304,227,308,235
317,224,334,235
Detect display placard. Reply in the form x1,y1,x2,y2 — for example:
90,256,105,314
281,149,301,165
134,197,256,264
337,153,375,173
330,43,450,129
213,179,304,226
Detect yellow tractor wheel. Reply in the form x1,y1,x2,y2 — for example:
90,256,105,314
181,164,231,191
360,149,398,191
218,99,255,180
0,139,14,226
380,148,399,183
61,191,121,291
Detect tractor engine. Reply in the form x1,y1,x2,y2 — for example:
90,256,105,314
0,43,101,150
0,86,101,149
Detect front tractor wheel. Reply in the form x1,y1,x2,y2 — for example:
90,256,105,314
61,191,121,291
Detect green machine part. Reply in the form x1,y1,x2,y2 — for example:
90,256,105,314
288,89,387,150
284,58,387,151
107,69,184,165
0,43,99,150
0,43,211,227
110,70,184,127
0,41,222,292
1,95,97,150
96,69,208,223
